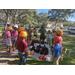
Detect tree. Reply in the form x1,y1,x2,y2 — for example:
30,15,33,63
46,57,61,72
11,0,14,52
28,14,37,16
48,9,73,29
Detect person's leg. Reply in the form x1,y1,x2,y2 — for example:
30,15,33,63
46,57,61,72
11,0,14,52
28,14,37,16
53,58,56,65
22,54,27,65
7,46,9,52
9,46,12,52
18,52,22,65
43,36,45,45
56,56,60,65
13,40,16,51
6,40,10,53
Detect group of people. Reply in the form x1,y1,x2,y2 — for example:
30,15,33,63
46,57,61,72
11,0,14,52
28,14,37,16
2,24,63,65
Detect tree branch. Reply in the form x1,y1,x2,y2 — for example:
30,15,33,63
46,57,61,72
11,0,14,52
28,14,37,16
3,9,7,16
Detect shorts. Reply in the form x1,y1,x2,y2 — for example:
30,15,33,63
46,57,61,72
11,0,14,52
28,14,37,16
12,37,17,41
6,40,12,46
40,35,45,40
53,56,60,65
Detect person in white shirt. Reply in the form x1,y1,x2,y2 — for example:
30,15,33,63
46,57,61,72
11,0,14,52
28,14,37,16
47,30,51,45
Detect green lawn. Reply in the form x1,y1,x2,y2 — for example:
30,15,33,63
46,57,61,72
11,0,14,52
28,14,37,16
0,27,4,33
8,34,75,65
0,27,75,65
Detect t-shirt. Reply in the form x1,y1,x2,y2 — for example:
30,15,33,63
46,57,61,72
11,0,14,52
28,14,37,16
17,40,28,53
17,35,22,42
53,45,62,58
39,29,46,36
13,31,17,37
4,31,11,41
34,30,37,35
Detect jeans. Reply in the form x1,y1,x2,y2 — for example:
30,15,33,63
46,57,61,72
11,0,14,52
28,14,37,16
18,52,27,65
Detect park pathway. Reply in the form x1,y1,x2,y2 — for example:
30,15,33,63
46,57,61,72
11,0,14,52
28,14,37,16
0,35,19,65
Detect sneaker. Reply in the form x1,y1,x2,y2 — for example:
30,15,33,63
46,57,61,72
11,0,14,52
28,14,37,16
8,51,13,54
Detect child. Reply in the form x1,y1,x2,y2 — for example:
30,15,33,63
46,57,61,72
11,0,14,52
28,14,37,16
34,28,37,38
56,30,63,61
12,25,18,52
51,36,62,65
4,27,13,54
47,30,51,46
27,25,32,45
17,31,28,65
52,29,56,47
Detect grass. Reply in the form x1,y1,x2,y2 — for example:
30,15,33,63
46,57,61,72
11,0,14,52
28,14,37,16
0,27,4,33
0,27,75,65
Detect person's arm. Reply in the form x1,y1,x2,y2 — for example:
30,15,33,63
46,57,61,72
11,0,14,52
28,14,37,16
24,48,28,55
51,52,55,61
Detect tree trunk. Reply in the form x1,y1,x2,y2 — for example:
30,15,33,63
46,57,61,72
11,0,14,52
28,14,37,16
55,20,57,30
5,9,10,30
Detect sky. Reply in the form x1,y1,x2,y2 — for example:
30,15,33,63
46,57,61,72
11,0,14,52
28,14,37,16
36,9,75,22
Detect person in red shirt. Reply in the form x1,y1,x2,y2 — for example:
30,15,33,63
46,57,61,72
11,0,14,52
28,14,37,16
17,31,28,65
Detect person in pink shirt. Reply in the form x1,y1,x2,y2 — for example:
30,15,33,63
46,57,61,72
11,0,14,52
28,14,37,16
12,24,18,52
4,27,13,54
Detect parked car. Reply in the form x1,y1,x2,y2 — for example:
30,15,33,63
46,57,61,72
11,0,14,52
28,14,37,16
69,29,75,34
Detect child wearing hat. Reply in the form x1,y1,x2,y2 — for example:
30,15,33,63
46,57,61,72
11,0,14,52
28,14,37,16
17,31,28,65
51,36,62,65
4,27,13,54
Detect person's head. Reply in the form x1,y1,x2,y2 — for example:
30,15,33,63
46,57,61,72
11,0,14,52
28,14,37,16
56,30,63,36
8,27,13,32
48,30,50,33
7,24,10,27
14,24,18,30
54,36,61,45
18,28,23,34
20,31,27,41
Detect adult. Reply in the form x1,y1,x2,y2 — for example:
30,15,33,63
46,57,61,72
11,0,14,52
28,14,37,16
38,25,46,44
27,25,32,45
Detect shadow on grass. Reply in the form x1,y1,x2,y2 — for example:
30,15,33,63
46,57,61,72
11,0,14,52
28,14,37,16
8,60,19,65
8,57,53,65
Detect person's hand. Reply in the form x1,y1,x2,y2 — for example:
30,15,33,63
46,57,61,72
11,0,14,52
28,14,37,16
61,58,63,61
